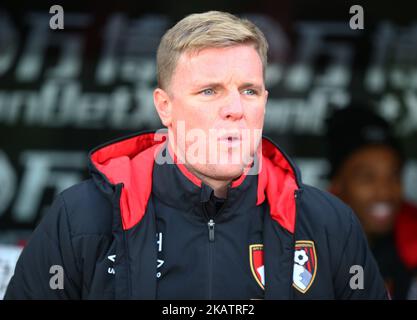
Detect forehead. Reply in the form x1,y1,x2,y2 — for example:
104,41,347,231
172,45,264,86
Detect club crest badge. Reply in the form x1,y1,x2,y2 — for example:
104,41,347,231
249,244,265,290
292,240,317,293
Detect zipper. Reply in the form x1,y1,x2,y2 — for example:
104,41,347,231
208,226,214,300
291,188,301,298
208,219,215,242
202,203,215,299
202,198,228,299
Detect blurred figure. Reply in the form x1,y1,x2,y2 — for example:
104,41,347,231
325,105,417,299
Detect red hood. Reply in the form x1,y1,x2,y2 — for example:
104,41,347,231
90,131,299,233
395,201,417,269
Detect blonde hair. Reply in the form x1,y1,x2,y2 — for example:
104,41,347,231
156,11,268,90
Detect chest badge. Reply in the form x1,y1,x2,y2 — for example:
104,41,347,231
249,244,265,290
293,240,317,293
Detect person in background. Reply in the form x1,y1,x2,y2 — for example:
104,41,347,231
325,106,417,299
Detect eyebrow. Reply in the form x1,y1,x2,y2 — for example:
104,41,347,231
239,82,264,90
192,82,263,91
192,82,223,90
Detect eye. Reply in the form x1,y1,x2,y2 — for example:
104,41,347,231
200,88,215,96
243,89,257,95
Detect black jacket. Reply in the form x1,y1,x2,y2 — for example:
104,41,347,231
5,131,388,299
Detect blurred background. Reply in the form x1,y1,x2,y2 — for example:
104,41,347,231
0,0,416,299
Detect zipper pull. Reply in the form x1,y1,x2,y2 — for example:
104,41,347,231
208,219,215,242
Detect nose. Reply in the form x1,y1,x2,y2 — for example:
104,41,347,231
219,90,244,120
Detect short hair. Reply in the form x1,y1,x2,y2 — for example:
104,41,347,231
325,105,404,179
156,11,269,90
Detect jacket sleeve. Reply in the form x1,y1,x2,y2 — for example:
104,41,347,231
333,210,389,299
4,195,82,299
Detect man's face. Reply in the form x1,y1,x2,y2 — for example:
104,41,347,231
156,44,268,182
331,145,403,237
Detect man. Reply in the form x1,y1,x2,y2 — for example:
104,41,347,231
5,11,387,299
325,106,417,299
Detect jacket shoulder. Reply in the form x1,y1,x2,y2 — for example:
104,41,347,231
297,184,356,238
58,179,113,236
297,185,387,299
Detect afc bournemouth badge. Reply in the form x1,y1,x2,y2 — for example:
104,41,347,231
292,240,317,293
249,244,265,290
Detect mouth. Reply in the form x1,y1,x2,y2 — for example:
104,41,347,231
217,133,242,148
368,202,395,220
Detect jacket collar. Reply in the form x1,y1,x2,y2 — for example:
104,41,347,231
151,140,256,214
89,129,302,234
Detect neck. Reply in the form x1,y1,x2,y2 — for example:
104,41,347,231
204,179,229,199
168,135,232,199
185,164,230,199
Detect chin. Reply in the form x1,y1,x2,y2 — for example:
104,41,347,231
200,163,245,181
366,220,394,237
373,222,395,235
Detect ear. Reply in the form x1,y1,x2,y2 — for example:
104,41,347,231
264,90,269,114
153,88,173,127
